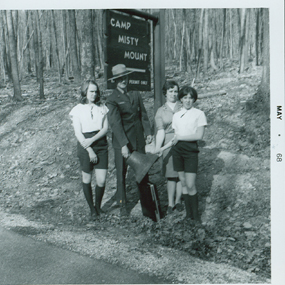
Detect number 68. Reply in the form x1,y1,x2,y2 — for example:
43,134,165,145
276,153,282,162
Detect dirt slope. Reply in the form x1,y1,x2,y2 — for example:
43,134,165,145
0,64,270,283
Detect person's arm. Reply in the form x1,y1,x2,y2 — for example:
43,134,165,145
106,99,129,147
72,116,97,163
154,129,165,152
138,92,152,142
174,126,205,144
72,116,87,145
106,98,130,158
160,136,176,152
80,116,109,149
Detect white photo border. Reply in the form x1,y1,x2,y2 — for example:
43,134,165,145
1,0,284,284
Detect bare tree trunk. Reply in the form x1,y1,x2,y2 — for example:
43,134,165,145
179,9,186,71
256,8,269,113
15,11,23,81
0,14,8,84
5,10,22,101
219,9,226,69
165,10,171,62
261,9,269,88
185,25,192,74
51,10,61,83
81,10,94,80
244,9,250,66
239,8,247,73
62,10,69,79
68,10,81,82
191,9,197,63
24,11,32,74
259,9,264,64
196,9,204,78
3,14,12,81
96,10,104,69
203,9,209,73
255,8,260,66
171,10,177,60
229,9,233,59
32,11,39,83
47,11,52,69
208,10,218,71
36,11,44,99
93,12,100,70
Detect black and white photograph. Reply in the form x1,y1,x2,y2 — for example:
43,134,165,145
0,0,284,284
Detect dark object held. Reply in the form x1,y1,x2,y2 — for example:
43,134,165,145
126,151,159,183
138,182,161,222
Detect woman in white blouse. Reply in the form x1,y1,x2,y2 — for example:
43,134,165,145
69,80,108,221
172,86,207,222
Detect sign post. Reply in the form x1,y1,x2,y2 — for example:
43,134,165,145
153,9,165,114
104,10,151,91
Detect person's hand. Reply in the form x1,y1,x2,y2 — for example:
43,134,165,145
157,149,163,157
121,145,130,158
146,135,153,144
81,138,93,149
153,148,163,157
87,148,98,163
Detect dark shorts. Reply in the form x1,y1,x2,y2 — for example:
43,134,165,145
77,131,108,173
172,141,199,173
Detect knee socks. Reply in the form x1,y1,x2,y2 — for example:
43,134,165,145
82,182,95,212
189,193,200,221
182,194,192,219
95,185,105,213
182,193,200,221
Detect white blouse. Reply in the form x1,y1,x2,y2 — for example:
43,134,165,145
69,103,108,133
172,107,207,136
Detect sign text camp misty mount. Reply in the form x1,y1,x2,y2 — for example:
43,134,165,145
104,10,151,91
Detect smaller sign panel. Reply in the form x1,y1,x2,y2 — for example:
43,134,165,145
104,10,151,91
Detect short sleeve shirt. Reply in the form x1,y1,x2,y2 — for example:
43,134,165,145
69,103,108,133
172,107,207,136
155,102,181,134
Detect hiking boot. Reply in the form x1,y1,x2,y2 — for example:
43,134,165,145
174,203,184,212
120,206,128,217
167,206,174,215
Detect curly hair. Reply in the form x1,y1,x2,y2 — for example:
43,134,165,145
162,80,179,96
178,86,198,102
80,80,101,105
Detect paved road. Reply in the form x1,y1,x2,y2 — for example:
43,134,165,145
0,226,167,284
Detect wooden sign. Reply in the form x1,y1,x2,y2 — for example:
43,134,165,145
104,10,151,91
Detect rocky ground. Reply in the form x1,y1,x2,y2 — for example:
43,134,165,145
0,61,270,283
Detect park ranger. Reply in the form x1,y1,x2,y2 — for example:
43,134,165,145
106,64,153,216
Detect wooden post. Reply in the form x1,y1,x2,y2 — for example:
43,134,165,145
153,9,165,115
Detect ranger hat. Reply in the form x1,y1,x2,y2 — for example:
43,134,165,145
108,64,133,81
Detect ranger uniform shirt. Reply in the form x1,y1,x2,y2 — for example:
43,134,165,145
106,89,152,150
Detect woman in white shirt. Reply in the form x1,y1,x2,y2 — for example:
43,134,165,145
172,86,207,222
69,80,108,221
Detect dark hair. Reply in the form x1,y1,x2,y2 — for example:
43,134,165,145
162,80,179,95
80,80,101,105
178,86,198,102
